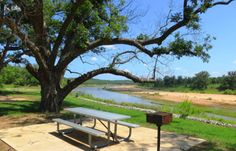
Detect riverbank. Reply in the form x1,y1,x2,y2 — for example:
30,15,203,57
107,85,236,107
81,86,236,122
0,85,236,150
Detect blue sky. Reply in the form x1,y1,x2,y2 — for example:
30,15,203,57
65,0,236,80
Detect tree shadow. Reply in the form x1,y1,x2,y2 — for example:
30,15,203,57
0,90,24,96
0,89,40,96
0,101,40,116
188,141,236,151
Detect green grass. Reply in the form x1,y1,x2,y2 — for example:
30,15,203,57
0,85,236,150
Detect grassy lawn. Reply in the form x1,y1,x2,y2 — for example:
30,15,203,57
0,85,236,151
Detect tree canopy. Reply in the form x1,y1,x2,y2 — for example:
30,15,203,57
0,0,233,112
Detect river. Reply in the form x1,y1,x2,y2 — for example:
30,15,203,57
76,87,236,122
76,87,162,106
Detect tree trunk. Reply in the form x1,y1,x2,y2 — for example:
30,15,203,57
39,71,64,113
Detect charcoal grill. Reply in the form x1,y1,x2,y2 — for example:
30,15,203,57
146,112,172,151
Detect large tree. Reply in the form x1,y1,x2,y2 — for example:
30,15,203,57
0,0,233,112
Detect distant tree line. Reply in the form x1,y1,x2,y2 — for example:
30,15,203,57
152,71,236,91
0,66,39,86
1,66,236,92
0,66,133,86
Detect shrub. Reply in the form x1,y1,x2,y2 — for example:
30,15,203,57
190,71,210,90
0,65,39,86
175,101,197,118
163,76,176,87
219,71,236,90
223,89,236,95
161,104,173,113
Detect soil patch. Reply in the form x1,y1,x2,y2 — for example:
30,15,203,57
0,96,28,102
0,114,50,130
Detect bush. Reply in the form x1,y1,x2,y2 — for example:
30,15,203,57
175,101,197,118
0,65,39,86
219,71,236,90
163,76,176,87
190,71,210,90
223,89,236,95
161,104,173,112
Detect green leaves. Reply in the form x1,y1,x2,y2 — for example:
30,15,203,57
152,32,213,62
136,34,149,40
191,71,210,90
63,0,128,45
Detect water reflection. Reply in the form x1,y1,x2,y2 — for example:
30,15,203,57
76,87,161,106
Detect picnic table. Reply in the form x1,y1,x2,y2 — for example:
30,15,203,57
53,107,139,148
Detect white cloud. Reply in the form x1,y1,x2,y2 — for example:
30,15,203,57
233,60,236,64
91,57,97,61
102,45,116,50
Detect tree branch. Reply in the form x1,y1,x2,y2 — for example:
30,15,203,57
50,0,85,65
56,0,233,73
110,50,137,67
66,68,82,75
61,67,154,97
26,63,39,80
13,0,50,59
0,17,49,72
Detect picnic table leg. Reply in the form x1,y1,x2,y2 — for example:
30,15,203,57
57,122,60,133
114,120,118,142
107,121,111,145
73,114,76,123
88,134,92,148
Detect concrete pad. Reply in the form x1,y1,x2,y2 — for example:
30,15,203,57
0,121,205,151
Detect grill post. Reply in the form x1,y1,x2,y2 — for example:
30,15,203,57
146,112,173,151
157,125,161,151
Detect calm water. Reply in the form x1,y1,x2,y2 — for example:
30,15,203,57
76,87,161,106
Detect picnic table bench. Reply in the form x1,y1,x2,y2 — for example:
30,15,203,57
53,118,106,148
53,107,140,148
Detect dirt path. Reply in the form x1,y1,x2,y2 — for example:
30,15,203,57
0,96,28,102
109,85,236,106
0,114,51,130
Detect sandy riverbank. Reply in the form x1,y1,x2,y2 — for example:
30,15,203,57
109,85,236,106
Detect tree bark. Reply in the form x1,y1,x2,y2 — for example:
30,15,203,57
38,70,63,113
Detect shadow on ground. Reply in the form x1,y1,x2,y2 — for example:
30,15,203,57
50,130,118,151
0,89,40,96
0,90,24,96
0,101,40,116
188,141,236,151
